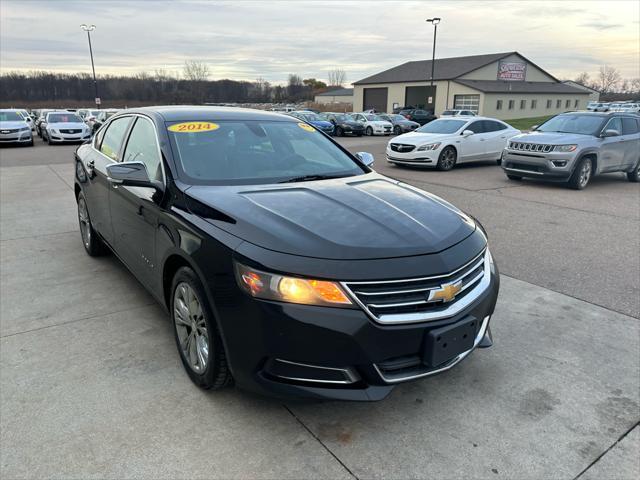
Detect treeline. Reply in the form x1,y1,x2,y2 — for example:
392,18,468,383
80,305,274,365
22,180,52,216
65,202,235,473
0,70,340,107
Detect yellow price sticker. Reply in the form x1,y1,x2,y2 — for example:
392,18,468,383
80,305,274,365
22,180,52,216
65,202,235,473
168,122,219,133
297,122,316,132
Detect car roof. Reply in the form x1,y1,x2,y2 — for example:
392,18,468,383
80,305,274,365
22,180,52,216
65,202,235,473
122,105,298,122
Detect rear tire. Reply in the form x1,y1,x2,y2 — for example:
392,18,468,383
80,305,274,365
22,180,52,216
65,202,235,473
171,267,232,390
436,146,457,171
568,157,593,190
335,126,343,137
393,126,401,135
627,162,640,182
77,192,107,256
365,126,373,136
506,174,522,181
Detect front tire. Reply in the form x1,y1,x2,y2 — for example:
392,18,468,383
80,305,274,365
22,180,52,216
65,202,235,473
627,162,640,182
171,267,232,390
568,157,593,190
77,192,106,256
436,146,457,171
335,126,343,137
393,126,402,135
365,126,373,136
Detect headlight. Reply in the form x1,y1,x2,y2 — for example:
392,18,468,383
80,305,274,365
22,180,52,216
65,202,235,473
49,128,58,134
417,142,441,151
234,262,353,307
554,144,577,152
19,126,30,132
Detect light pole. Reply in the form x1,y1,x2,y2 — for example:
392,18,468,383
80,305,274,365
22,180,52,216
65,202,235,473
80,24,99,109
426,18,441,87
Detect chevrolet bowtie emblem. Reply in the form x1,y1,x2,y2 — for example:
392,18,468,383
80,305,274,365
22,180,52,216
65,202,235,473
428,280,463,303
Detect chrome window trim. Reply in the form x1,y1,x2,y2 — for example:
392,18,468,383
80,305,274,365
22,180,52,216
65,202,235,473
341,249,491,325
373,314,491,384
271,359,360,384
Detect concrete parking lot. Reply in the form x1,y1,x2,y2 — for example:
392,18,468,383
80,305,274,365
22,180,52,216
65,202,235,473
1,139,639,479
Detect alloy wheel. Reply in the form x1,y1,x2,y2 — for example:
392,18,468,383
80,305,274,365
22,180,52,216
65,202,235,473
442,149,456,169
578,160,592,188
77,197,91,248
173,282,209,373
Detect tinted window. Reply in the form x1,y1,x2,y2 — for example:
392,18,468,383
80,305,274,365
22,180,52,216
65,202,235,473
100,117,131,161
0,112,23,121
484,120,507,132
123,118,163,182
167,120,364,185
603,117,623,134
416,119,466,134
414,110,427,115
621,118,639,135
466,121,486,134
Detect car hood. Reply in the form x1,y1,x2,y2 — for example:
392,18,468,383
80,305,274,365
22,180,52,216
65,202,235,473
47,122,87,129
0,121,29,129
511,131,592,144
186,174,476,260
341,121,363,128
391,131,455,145
309,120,333,128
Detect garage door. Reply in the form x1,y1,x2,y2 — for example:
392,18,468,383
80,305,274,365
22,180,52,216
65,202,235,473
363,88,388,113
453,94,480,113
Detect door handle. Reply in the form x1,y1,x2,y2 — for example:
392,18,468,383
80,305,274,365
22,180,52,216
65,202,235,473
86,160,95,178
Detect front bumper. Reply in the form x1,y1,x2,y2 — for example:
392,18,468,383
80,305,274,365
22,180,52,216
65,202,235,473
216,261,499,401
386,147,438,167
0,132,32,143
48,132,92,143
502,149,578,180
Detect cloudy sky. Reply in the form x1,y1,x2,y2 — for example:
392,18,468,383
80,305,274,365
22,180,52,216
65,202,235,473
2,0,639,84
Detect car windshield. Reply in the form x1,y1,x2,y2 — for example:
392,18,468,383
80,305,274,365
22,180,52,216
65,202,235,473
365,114,383,121
300,113,322,122
334,114,353,122
167,120,366,185
48,113,83,123
441,111,456,116
0,112,24,121
416,119,466,134
390,114,406,121
536,114,604,135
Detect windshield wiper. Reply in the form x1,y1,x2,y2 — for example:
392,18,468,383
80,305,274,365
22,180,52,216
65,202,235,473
278,174,348,184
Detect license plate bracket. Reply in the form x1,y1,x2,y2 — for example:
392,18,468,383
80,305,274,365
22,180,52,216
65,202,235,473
424,317,477,367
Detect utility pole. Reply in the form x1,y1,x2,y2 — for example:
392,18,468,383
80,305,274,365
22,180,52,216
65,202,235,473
80,24,100,109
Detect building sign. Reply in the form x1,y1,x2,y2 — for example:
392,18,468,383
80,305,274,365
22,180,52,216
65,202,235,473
497,61,526,81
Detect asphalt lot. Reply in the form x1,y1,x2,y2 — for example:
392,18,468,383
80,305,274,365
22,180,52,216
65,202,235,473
1,138,639,479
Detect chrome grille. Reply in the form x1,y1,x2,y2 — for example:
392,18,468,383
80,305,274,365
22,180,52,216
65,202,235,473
342,249,490,325
509,142,553,153
60,129,82,134
390,143,416,153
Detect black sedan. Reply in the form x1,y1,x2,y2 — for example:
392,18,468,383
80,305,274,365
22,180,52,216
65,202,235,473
378,113,420,135
75,106,498,401
321,112,365,136
398,108,438,125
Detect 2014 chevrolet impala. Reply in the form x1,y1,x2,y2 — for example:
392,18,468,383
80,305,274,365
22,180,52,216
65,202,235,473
74,107,499,401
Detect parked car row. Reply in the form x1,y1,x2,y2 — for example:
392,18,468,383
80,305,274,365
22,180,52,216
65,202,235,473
0,109,34,146
587,101,640,113
387,111,640,190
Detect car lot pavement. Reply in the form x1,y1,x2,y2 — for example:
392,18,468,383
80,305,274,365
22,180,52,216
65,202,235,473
1,140,638,479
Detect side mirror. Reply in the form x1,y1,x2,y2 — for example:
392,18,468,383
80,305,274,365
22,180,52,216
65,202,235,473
601,129,621,138
355,152,375,167
462,130,474,136
106,161,163,191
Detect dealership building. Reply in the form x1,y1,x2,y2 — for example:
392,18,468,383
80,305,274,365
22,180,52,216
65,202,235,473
353,52,591,119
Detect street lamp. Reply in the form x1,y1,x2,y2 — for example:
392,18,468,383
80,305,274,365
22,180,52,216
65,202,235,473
426,18,441,87
80,24,99,109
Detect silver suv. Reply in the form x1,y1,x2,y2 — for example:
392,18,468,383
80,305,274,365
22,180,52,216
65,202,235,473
502,112,640,189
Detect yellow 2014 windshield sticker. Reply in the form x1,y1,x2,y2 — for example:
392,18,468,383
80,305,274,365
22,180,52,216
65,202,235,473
168,122,219,133
297,122,316,132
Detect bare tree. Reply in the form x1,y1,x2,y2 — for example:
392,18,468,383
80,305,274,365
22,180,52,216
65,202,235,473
596,65,621,93
183,60,210,81
328,68,346,87
574,72,590,87
631,78,640,92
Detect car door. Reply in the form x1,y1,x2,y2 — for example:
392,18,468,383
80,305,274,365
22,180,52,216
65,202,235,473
598,117,626,171
80,115,133,246
457,120,487,162
482,120,512,159
109,116,165,288
620,117,640,169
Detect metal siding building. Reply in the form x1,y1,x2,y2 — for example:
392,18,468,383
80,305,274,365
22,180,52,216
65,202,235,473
314,88,354,105
353,52,591,119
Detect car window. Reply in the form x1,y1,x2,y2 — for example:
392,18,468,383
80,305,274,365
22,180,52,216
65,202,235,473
99,116,132,161
466,121,486,134
603,117,622,134
416,119,466,134
484,120,507,132
621,118,639,135
167,120,365,185
47,113,83,123
414,110,426,115
537,114,604,135
0,111,23,121
123,118,163,182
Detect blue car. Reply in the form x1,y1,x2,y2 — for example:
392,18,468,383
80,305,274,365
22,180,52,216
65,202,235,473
290,111,335,135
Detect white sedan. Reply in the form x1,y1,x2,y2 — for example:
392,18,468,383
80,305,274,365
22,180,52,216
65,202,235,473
42,111,92,144
386,117,520,170
351,113,393,136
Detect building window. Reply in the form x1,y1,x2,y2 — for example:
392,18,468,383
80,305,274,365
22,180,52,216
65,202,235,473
453,94,480,114
565,99,570,108
574,99,579,108
556,99,562,108
520,99,526,109
546,99,552,109
531,100,537,109
496,100,503,110
508,100,514,110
